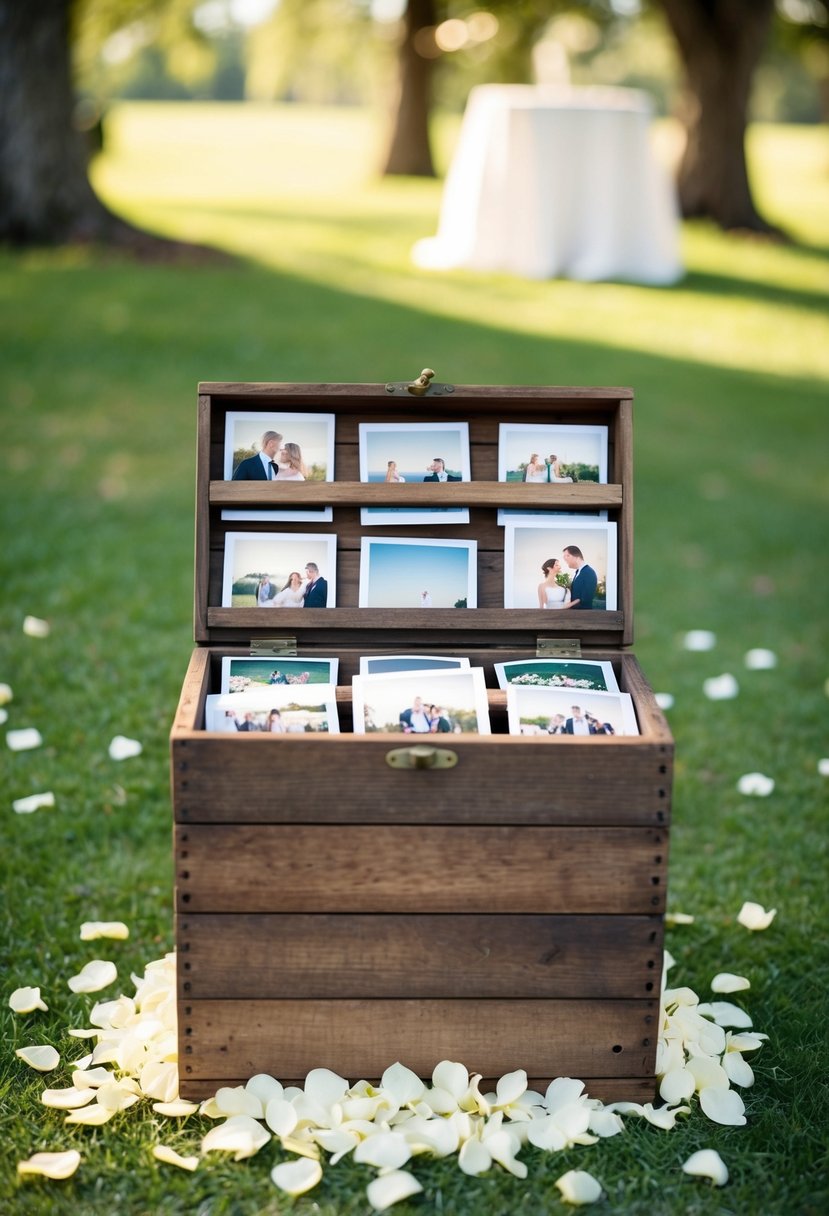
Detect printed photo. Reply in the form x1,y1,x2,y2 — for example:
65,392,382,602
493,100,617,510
222,532,336,608
359,537,477,609
493,658,620,693
506,686,639,737
352,667,491,735
503,519,617,611
358,421,470,525
222,411,336,523
498,423,608,484
221,656,339,694
205,684,339,734
358,654,471,676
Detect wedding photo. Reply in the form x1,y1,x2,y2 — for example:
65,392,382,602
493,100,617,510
358,654,470,676
498,423,608,484
494,658,620,693
358,420,470,525
222,532,336,607
205,684,340,733
359,537,477,608
503,519,617,610
222,411,336,522
221,656,339,694
506,685,639,737
352,667,490,735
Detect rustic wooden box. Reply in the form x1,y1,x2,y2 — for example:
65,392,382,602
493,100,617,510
171,379,673,1103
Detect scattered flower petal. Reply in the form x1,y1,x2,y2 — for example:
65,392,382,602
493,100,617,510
699,1086,746,1126
659,1067,695,1105
265,1096,299,1137
72,1067,111,1088
18,1150,80,1180
354,1131,412,1170
6,727,43,751
201,1115,270,1161
744,648,776,670
23,615,50,638
682,630,716,651
682,1148,728,1186
108,735,142,761
458,1136,492,1175
555,1169,603,1205
381,1062,425,1106
245,1073,283,1107
655,692,674,710
0,682,12,704
213,1085,264,1119
152,1145,199,1171
139,1061,179,1103
367,1169,424,1211
433,1060,469,1100
665,912,694,926
80,921,130,941
712,973,750,994
42,1086,97,1109
722,1051,755,1088
737,901,777,931
153,1100,200,1117
16,1044,60,1071
10,985,48,1013
737,772,774,796
697,1001,753,1029
304,1066,349,1109
68,960,117,994
12,791,55,814
703,674,739,700
271,1157,323,1196
0,707,7,725
65,1102,116,1125
817,758,829,776
641,1103,690,1130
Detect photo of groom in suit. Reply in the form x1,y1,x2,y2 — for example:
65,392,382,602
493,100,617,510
303,562,328,607
233,430,283,480
562,545,597,610
423,457,461,482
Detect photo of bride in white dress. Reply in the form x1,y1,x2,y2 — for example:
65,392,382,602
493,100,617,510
537,557,573,609
269,570,308,607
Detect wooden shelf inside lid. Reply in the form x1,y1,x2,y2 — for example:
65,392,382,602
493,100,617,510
210,481,623,509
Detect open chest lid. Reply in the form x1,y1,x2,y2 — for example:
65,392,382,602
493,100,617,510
195,377,635,653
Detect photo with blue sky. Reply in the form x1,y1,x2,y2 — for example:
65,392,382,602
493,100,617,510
360,422,469,481
360,538,476,607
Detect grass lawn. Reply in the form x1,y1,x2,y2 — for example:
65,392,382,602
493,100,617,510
1,102,828,1214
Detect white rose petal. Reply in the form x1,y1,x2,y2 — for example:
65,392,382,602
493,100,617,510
588,1109,624,1138
304,1067,349,1108
744,648,776,670
12,791,55,814
72,1067,113,1088
201,1114,270,1161
354,1131,412,1170
152,1145,199,1171
659,1067,695,1105
682,1148,728,1186
699,1086,746,1126
737,901,777,931
18,1150,80,1180
153,1100,200,1117
703,674,739,700
682,630,716,651
818,757,829,776
722,1051,755,1087
555,1168,603,1205
80,921,130,941
139,1061,179,1103
265,1096,299,1137
458,1136,492,1175
271,1157,323,1196
213,1085,264,1119
0,682,12,704
433,1060,469,1100
23,615,51,638
641,1103,690,1130
655,692,674,710
737,772,774,797
494,1068,528,1107
381,1062,425,1106
665,912,694,926
10,985,48,1013
68,960,117,994
16,1044,60,1072
728,1032,766,1053
366,1169,424,1211
42,1086,97,1109
65,1102,116,1125
108,735,142,761
6,728,43,751
697,1001,753,1029
712,973,750,994
686,1056,729,1092
245,1073,283,1107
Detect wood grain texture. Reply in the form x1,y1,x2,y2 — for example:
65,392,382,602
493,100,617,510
210,481,624,509
175,825,667,914
177,913,663,999
178,997,657,1082
199,381,633,401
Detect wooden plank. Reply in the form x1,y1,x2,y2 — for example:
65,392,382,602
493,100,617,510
617,398,634,647
199,381,634,402
194,394,212,641
175,825,667,913
210,481,624,509
205,606,626,633
178,913,663,1000
179,997,657,1083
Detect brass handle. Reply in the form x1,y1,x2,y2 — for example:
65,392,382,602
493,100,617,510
407,368,435,396
385,744,458,770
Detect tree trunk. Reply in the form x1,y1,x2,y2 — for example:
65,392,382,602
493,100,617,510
0,0,219,256
380,0,436,177
659,0,779,233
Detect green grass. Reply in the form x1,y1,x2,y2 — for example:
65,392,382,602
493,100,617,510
1,102,828,1214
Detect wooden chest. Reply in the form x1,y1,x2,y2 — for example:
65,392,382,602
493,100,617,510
171,378,673,1103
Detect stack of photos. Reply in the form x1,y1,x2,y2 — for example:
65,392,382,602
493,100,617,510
358,422,471,525
205,684,340,734
351,668,490,735
503,518,617,611
506,685,639,737
359,655,470,676
497,422,609,524
223,412,336,522
222,533,337,608
359,537,477,609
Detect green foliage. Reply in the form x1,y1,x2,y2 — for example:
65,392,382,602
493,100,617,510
0,104,827,1214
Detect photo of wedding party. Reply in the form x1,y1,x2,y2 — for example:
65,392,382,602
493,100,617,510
221,656,339,693
205,684,339,733
222,532,336,607
503,519,617,610
351,667,490,735
506,685,639,737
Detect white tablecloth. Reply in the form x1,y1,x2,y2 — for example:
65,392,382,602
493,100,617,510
413,85,682,284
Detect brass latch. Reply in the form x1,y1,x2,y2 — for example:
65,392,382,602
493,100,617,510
249,637,298,657
385,368,455,397
536,638,582,658
385,744,458,770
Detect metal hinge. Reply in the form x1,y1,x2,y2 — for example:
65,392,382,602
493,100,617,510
249,637,297,657
537,637,582,658
385,368,455,397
